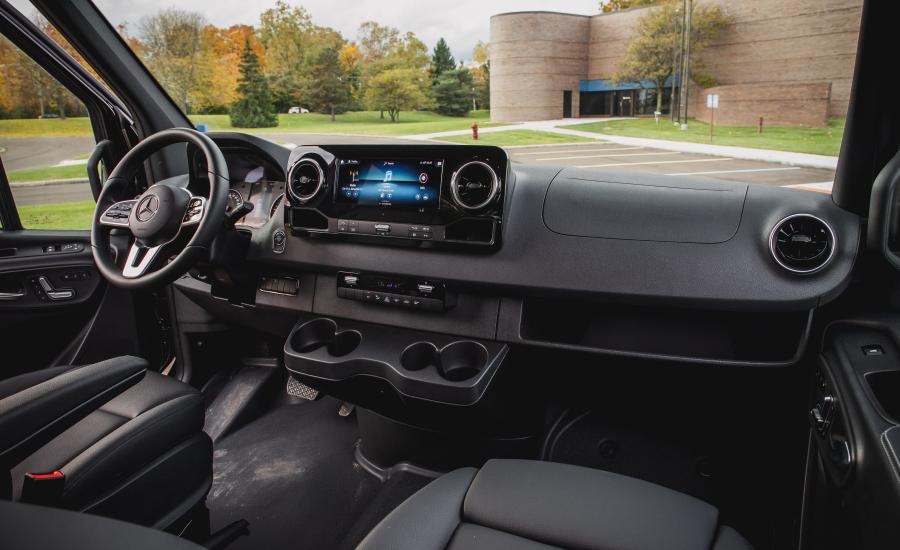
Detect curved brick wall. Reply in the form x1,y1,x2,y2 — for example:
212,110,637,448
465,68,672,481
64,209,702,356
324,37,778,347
489,12,590,123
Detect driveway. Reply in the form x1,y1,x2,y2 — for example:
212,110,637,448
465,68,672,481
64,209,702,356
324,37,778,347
0,136,95,172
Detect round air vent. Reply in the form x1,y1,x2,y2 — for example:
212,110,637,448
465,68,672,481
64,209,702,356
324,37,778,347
287,158,324,203
451,161,499,210
769,214,836,274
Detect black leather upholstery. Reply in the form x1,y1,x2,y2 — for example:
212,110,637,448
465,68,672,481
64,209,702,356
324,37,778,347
358,459,753,550
4,363,212,528
1,500,203,550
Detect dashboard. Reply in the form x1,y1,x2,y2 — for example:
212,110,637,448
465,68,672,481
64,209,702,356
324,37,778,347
175,132,862,378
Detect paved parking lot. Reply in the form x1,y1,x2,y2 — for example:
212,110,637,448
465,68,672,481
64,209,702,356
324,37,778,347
506,141,834,192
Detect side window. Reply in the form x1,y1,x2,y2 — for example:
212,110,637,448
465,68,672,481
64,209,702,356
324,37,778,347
0,25,99,230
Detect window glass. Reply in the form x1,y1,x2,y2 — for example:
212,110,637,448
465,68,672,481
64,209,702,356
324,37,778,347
0,8,98,230
92,0,861,195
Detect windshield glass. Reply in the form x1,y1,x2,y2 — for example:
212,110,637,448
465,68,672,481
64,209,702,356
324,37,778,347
6,0,862,196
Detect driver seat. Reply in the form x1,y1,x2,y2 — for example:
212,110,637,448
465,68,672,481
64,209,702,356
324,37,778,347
0,356,212,529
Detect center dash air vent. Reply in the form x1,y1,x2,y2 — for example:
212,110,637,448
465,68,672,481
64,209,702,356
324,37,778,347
769,214,836,274
287,158,324,203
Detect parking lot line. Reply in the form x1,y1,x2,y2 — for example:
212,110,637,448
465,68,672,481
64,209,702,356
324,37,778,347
576,158,734,168
665,167,802,176
537,151,680,161
512,146,643,156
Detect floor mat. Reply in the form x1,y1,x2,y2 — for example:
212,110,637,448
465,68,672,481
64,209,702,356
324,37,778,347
207,397,380,550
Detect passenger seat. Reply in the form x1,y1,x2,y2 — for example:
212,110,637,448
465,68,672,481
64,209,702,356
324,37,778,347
357,459,752,550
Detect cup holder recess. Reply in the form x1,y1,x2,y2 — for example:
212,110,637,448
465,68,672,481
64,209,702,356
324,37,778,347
291,318,361,357
400,340,489,382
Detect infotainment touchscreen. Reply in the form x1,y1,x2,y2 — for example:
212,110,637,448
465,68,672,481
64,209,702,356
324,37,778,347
337,159,443,209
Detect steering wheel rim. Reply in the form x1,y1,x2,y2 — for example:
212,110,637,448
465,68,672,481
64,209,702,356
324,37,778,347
91,128,229,289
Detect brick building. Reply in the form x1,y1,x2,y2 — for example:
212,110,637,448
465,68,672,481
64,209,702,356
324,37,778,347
489,0,863,126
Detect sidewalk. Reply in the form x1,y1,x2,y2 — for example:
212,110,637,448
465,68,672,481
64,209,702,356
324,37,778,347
406,117,839,170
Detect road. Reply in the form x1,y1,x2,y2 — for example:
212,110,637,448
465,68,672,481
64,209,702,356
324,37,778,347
7,134,835,207
0,136,95,172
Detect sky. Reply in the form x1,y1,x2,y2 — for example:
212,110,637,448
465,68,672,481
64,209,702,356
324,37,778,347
90,0,601,61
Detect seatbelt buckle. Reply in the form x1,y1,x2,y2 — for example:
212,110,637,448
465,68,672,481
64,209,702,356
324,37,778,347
21,470,65,506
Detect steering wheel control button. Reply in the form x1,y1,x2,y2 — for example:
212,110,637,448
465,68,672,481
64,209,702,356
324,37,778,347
273,229,287,254
183,197,206,225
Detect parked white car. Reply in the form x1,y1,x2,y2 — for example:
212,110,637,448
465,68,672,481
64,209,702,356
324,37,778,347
288,106,309,114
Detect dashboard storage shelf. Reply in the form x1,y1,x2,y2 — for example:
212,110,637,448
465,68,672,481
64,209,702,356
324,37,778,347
284,316,508,406
506,297,811,367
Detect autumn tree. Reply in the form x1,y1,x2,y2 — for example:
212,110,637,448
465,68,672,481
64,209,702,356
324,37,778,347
307,47,352,121
434,69,475,116
471,41,490,110
360,27,431,117
600,0,660,12
230,40,277,128
613,0,731,112
365,69,428,122
357,21,400,60
139,9,209,113
429,38,455,83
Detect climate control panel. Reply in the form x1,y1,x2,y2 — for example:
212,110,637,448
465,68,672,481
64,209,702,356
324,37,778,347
336,271,455,312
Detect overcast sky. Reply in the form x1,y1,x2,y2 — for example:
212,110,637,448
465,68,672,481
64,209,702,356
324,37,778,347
90,0,600,61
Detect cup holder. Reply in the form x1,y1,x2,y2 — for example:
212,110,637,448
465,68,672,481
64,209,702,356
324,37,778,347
290,318,361,357
400,340,488,382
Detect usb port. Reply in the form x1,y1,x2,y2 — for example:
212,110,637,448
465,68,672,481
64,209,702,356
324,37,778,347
417,283,434,293
343,275,358,285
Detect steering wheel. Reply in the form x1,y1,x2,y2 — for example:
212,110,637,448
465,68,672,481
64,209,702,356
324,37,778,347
91,128,229,289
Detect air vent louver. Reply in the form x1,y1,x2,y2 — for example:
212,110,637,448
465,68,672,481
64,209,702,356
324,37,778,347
769,214,835,274
451,161,499,210
287,158,324,203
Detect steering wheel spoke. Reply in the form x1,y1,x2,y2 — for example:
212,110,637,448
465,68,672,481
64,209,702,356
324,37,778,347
99,199,137,227
122,241,163,279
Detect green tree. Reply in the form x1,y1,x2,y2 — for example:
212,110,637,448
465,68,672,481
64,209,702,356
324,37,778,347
230,39,277,128
307,47,352,121
365,68,428,122
430,38,455,83
600,0,660,12
613,0,731,112
257,1,344,112
434,68,475,116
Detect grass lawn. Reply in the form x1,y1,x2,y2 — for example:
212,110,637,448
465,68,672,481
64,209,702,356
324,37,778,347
8,163,88,183
19,201,94,230
191,110,502,136
566,118,845,157
438,130,597,147
0,111,502,138
0,117,93,138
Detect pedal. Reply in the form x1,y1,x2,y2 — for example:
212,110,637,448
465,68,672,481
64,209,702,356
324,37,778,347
286,376,319,401
338,402,355,417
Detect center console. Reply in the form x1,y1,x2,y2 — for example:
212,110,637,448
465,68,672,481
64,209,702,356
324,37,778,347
284,145,507,250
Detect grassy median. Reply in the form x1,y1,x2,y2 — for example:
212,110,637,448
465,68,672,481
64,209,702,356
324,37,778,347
565,118,844,157
438,130,596,146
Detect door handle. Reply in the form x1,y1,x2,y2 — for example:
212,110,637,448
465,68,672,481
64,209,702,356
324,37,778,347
0,290,25,300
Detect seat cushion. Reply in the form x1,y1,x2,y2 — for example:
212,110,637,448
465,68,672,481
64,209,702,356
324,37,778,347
358,459,753,550
11,370,208,513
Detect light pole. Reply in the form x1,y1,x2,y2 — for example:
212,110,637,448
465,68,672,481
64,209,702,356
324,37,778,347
670,6,682,124
679,0,693,130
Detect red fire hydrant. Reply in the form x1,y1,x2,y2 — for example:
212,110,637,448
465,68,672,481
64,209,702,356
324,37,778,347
472,122,479,140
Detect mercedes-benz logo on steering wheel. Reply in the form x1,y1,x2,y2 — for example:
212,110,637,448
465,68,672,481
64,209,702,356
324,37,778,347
135,195,160,222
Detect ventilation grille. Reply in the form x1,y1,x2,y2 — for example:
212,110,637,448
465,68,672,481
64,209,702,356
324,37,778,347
287,158,324,203
770,214,835,274
451,161,499,210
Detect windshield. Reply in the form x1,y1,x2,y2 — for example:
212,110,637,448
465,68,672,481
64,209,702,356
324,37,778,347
4,0,863,197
